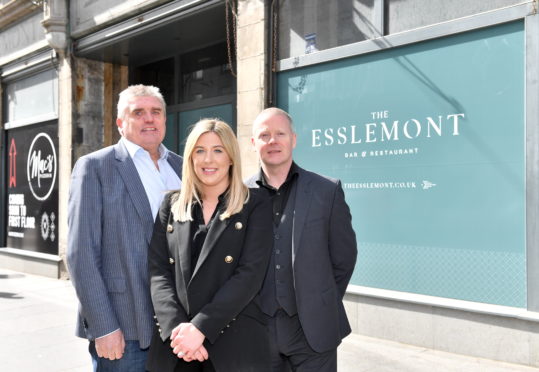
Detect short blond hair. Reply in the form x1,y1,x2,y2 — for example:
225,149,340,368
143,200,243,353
253,107,295,134
171,119,248,222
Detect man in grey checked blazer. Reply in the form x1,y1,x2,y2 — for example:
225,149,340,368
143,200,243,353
67,85,182,372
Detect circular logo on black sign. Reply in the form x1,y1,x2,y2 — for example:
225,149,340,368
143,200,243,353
27,133,57,201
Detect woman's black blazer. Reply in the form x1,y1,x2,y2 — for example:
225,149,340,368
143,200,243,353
146,188,273,372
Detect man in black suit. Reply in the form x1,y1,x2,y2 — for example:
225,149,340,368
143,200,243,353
246,107,357,372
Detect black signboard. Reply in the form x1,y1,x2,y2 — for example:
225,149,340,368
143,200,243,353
6,122,59,255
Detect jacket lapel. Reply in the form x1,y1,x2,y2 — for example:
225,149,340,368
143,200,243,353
176,220,192,300
167,153,182,178
190,216,230,283
114,141,154,242
292,169,313,264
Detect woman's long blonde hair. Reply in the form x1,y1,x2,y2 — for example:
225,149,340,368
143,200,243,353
171,119,249,222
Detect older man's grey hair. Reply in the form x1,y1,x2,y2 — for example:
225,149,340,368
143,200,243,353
117,85,166,120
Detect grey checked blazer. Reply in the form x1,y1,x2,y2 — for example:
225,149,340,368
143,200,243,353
67,140,182,348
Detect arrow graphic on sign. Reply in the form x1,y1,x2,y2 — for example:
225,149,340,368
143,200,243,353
9,138,16,188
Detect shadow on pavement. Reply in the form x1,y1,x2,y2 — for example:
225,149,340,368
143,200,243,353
0,273,25,279
0,292,24,299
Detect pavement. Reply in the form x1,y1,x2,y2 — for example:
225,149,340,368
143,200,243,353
2,269,539,372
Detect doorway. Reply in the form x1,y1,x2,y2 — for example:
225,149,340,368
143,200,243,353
131,41,236,156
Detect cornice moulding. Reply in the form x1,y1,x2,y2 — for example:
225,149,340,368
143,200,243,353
0,0,40,29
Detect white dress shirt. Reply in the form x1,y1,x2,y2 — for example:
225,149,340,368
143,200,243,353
122,137,181,219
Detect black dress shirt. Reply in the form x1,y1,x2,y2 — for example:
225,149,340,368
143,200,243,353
190,194,226,275
256,162,299,226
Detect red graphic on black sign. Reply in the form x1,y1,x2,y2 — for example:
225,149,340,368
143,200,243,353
9,138,16,188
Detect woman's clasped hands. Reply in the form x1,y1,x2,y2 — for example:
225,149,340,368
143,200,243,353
170,322,209,362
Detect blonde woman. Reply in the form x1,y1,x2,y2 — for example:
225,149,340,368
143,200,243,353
147,119,272,372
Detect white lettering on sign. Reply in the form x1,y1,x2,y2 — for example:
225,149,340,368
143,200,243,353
29,151,55,187
312,112,465,147
27,133,57,201
7,193,35,231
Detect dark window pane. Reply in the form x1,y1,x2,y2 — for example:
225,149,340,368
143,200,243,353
180,43,235,103
131,58,175,105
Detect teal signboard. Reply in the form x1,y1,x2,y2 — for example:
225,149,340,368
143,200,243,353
278,21,525,307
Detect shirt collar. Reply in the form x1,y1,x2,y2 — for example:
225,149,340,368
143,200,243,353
257,162,299,189
121,137,168,161
193,189,229,208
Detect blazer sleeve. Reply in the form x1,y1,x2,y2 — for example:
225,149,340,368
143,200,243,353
191,191,273,344
328,181,358,298
148,193,189,342
67,156,120,338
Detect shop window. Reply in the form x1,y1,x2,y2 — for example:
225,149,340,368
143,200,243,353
5,69,58,128
277,0,525,59
278,0,374,59
180,43,235,103
385,0,521,35
3,69,60,255
131,58,175,105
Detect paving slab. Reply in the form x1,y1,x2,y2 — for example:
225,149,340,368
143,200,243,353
2,269,539,372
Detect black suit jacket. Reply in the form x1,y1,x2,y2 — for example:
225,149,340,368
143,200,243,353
245,165,357,352
147,188,273,372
